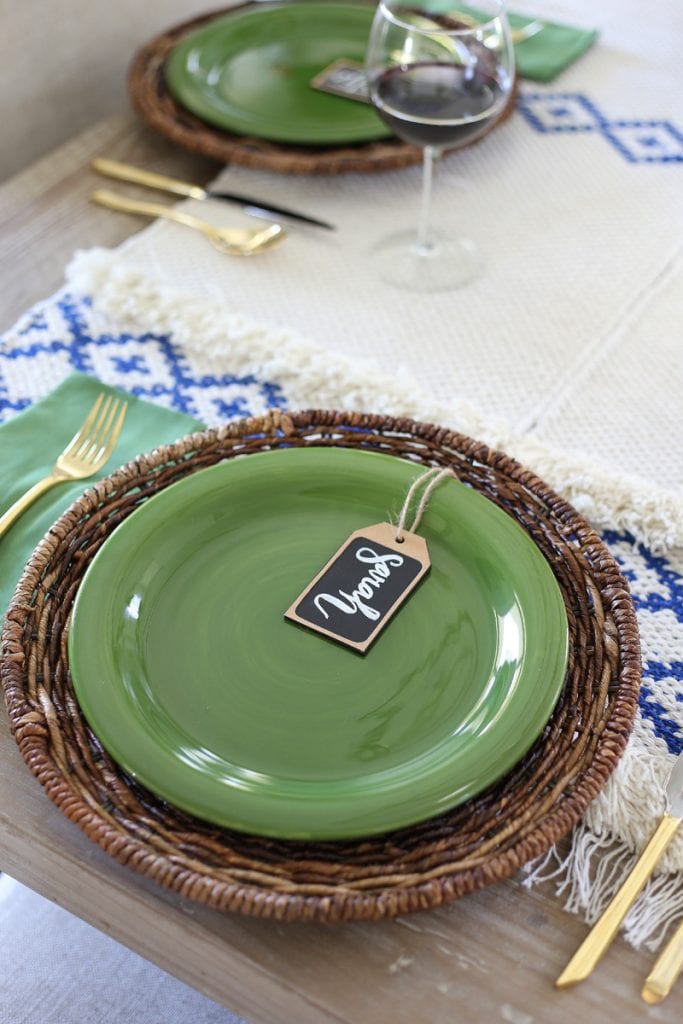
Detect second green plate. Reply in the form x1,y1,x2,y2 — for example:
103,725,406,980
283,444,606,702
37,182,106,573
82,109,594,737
68,447,568,840
164,2,391,145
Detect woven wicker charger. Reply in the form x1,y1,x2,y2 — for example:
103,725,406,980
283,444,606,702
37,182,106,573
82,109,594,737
128,2,517,175
1,410,640,923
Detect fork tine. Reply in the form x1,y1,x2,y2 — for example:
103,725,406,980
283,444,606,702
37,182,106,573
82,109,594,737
71,394,115,461
55,391,127,480
61,392,106,458
95,401,128,466
81,397,120,464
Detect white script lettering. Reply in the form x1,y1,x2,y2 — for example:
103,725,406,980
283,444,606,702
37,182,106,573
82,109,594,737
313,546,404,622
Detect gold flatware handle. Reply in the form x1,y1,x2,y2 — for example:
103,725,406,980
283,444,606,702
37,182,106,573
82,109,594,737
556,812,681,988
92,187,189,221
511,20,543,44
642,918,683,1003
92,157,206,201
91,189,219,235
452,12,543,44
0,474,65,539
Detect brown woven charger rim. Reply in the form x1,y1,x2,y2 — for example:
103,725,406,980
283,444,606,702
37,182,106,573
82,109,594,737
1,410,641,923
128,1,517,175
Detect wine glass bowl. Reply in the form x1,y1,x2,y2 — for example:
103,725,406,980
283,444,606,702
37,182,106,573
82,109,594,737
365,1,514,290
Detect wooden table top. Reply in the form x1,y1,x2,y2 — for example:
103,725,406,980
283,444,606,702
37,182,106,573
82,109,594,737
0,109,676,1023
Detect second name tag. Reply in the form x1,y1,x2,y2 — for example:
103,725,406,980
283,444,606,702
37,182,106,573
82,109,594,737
285,522,430,653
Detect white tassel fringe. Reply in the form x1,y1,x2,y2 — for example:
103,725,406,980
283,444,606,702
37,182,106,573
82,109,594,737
66,248,683,553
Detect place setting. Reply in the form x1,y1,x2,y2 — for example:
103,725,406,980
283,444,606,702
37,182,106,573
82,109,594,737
2,1,682,1019
104,0,600,289
1,376,640,927
129,0,597,173
3,356,683,1002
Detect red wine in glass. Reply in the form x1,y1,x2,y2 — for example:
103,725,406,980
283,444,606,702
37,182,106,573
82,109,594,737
372,63,506,149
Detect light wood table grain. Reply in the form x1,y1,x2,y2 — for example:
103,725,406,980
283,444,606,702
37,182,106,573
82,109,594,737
0,110,675,1024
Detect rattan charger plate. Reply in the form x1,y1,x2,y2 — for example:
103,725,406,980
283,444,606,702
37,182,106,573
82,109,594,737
1,411,641,923
128,3,517,175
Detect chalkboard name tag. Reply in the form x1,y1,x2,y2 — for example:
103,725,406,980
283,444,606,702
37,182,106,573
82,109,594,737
285,523,430,654
310,59,371,103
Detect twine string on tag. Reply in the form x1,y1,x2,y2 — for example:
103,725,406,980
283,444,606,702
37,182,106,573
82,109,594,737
395,466,455,542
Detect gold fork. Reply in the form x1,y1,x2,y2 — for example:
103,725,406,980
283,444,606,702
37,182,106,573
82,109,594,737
0,393,128,539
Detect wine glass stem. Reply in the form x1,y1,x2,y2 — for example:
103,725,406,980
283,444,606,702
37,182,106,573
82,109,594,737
416,146,439,255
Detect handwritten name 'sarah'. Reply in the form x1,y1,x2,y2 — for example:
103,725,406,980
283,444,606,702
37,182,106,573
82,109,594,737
313,546,404,623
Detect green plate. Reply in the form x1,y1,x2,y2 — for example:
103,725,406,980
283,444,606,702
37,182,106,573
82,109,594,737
164,2,391,145
68,447,568,840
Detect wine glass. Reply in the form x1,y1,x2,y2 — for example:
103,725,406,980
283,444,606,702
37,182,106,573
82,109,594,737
366,0,514,290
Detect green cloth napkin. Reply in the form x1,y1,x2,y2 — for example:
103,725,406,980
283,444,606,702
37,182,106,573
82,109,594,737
0,374,203,617
426,3,598,81
508,11,598,82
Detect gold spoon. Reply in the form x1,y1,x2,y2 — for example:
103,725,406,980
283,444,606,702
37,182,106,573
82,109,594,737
91,189,285,256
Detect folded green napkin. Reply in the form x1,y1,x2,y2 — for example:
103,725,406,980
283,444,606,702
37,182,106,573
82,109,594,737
426,3,598,82
0,374,203,617
508,11,598,82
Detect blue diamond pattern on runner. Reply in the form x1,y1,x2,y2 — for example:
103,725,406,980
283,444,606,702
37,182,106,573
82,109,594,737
0,291,287,423
604,530,683,755
517,90,683,165
601,120,683,163
517,92,603,132
17,310,48,336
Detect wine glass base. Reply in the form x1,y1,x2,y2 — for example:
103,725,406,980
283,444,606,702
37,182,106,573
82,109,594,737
372,230,481,292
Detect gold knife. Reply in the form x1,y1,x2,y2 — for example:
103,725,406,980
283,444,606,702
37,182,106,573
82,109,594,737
91,158,335,230
642,917,683,1004
556,750,683,988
